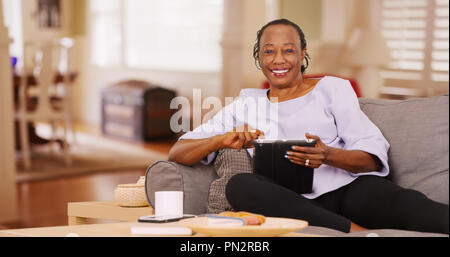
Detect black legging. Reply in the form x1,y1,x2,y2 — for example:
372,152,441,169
225,173,449,234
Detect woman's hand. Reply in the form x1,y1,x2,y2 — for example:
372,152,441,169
285,133,330,169
218,125,265,151
285,133,382,173
168,125,264,166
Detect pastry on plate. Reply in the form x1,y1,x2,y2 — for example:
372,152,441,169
217,211,266,225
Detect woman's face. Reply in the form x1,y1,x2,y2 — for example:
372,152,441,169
258,24,306,89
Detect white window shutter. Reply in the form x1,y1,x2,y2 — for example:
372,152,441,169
379,0,449,98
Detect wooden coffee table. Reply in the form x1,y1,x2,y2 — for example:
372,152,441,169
67,201,154,225
0,201,320,237
0,221,319,237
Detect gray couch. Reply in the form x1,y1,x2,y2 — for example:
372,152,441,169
145,94,449,237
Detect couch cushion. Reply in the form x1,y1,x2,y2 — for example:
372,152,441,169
358,94,449,204
145,160,218,215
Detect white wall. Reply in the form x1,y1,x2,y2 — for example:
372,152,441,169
240,0,269,90
308,0,359,77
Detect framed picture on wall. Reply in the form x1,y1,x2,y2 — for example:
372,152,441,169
38,0,61,29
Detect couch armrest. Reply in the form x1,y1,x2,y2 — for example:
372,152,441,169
145,160,218,215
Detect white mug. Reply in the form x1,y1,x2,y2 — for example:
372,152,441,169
154,191,184,217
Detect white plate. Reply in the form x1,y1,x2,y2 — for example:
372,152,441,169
179,217,308,237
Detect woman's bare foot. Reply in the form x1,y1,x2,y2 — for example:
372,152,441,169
350,222,368,232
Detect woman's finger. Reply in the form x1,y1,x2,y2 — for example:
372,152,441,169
222,132,238,147
244,132,253,142
286,151,315,160
287,154,323,165
231,138,244,150
305,133,327,148
305,133,321,141
237,132,246,150
287,156,321,168
255,129,265,139
290,146,322,153
250,131,260,140
287,155,312,164
243,132,255,147
288,158,314,167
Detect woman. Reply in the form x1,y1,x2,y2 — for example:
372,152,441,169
169,19,448,234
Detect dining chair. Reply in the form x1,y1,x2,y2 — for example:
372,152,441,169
15,42,72,169
51,37,77,145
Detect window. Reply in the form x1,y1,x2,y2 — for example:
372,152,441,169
2,0,23,62
90,0,122,67
379,0,449,97
89,0,223,72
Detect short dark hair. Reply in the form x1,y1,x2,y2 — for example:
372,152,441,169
253,18,310,73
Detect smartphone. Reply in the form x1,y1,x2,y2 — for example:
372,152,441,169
138,214,196,223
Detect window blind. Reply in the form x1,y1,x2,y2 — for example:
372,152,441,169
431,0,449,82
379,0,449,94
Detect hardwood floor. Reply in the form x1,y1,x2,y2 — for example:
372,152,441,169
0,124,175,230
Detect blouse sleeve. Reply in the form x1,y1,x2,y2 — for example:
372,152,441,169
178,98,239,165
330,79,390,177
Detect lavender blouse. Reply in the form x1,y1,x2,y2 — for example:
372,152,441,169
179,76,390,199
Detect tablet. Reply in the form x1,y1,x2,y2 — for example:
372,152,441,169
252,139,316,194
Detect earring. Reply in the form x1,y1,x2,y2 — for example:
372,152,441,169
256,60,262,70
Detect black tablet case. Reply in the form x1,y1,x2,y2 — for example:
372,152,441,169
253,140,315,194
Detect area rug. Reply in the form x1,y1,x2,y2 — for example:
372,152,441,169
16,132,169,183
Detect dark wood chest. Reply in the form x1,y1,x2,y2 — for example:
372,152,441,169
101,80,176,141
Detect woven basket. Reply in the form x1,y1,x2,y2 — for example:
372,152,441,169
136,176,146,186
114,182,149,207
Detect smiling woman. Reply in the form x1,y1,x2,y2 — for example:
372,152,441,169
253,19,310,74
169,18,449,235
254,19,315,101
